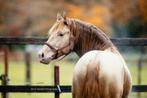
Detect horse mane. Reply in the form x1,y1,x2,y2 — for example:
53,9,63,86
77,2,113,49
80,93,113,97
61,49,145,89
67,18,116,56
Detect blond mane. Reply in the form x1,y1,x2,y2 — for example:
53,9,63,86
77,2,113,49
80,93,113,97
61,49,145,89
67,18,115,56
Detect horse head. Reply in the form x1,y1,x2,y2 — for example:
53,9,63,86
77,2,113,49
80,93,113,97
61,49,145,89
38,13,74,64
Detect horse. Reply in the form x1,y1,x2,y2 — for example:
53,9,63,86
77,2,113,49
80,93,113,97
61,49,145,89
38,13,132,98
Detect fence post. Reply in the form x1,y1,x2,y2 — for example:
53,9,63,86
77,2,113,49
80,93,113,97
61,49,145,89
137,46,145,98
54,65,60,98
1,47,9,98
25,51,31,85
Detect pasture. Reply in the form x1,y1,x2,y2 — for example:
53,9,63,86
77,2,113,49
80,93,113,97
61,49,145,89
0,53,147,98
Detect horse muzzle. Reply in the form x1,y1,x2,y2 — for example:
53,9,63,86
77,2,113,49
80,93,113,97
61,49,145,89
38,51,57,65
39,56,55,65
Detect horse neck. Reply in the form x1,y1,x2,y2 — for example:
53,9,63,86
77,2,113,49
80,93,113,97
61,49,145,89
70,20,117,57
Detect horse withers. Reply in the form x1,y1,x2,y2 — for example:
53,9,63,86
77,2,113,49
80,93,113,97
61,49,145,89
38,13,132,98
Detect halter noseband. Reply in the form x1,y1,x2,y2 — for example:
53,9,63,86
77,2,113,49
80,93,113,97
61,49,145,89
44,42,57,52
44,42,71,59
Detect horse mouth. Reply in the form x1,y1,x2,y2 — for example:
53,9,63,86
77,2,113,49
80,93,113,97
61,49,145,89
39,55,56,65
40,60,50,64
40,57,53,64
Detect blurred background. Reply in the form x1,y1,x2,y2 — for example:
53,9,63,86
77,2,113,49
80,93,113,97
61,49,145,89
0,0,147,98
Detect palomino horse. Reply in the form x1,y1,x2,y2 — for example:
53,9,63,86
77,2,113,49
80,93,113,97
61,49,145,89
38,13,132,98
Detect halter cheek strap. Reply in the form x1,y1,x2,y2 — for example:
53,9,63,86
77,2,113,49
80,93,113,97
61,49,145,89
44,43,57,52
44,31,74,60
44,42,58,59
44,41,72,60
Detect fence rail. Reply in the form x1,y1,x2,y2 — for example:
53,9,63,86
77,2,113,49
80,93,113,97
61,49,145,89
0,85,147,93
0,37,147,98
0,37,147,45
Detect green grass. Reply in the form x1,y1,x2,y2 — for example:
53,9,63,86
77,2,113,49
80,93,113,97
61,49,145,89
127,60,147,98
0,57,147,98
0,60,74,98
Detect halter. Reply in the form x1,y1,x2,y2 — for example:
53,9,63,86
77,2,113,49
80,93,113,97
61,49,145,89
44,40,72,60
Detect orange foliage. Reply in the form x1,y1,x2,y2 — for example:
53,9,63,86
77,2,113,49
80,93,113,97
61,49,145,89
65,3,112,34
139,0,147,22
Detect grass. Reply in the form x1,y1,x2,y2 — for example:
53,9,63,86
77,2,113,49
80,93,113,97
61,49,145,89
127,60,147,98
0,59,74,98
0,55,147,98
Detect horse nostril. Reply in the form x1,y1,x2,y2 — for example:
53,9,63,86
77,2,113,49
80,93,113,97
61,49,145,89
41,53,44,58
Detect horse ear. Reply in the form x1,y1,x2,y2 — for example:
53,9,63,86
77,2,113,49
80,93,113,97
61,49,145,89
57,12,64,21
62,11,69,25
62,11,67,20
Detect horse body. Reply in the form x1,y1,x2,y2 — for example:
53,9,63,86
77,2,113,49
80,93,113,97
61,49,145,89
38,14,132,98
73,50,131,98
69,19,131,98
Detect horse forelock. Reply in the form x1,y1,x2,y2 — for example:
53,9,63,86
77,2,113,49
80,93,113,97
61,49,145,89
48,21,65,35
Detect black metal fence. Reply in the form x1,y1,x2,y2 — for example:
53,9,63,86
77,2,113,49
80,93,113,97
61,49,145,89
0,37,147,46
0,37,147,98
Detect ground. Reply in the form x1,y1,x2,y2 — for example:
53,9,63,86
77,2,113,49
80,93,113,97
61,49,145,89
0,54,147,98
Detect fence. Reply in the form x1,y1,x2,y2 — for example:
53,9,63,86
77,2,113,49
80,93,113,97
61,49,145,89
0,37,147,98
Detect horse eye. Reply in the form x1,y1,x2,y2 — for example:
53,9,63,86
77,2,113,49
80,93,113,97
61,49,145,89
59,33,64,37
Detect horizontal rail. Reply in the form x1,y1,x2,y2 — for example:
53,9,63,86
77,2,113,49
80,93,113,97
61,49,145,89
111,38,147,46
0,37,147,46
0,85,147,93
0,37,46,45
0,85,71,93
